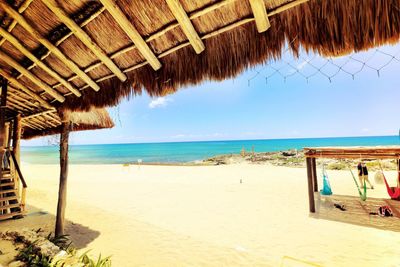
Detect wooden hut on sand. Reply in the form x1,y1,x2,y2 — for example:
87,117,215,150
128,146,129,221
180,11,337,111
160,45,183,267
1,0,400,236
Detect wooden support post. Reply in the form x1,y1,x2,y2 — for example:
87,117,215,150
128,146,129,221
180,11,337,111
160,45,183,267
397,159,400,188
311,157,318,192
12,114,21,164
0,78,8,179
306,157,315,213
55,112,70,237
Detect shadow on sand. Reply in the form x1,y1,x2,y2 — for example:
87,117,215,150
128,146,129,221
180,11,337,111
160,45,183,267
0,204,100,249
311,193,400,232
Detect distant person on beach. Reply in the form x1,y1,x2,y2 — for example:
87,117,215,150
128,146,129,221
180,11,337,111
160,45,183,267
357,162,374,189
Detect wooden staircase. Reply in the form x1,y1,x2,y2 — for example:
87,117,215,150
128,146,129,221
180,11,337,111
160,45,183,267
0,150,27,220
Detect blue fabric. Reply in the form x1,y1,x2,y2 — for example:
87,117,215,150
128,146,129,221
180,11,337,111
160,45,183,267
320,173,333,195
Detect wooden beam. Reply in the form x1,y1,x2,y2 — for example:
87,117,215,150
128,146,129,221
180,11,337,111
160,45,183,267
166,0,205,54
8,96,35,111
12,114,21,164
0,72,52,109
22,109,57,120
249,0,270,33
306,157,315,213
98,0,162,70
55,112,70,237
0,27,81,97
0,0,34,47
21,120,41,130
22,7,105,75
0,50,65,102
42,0,126,82
0,0,100,91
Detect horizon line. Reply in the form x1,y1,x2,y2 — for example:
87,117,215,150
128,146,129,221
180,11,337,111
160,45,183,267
21,134,399,147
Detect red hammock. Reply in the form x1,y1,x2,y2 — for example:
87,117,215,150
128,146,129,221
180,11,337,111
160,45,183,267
381,170,400,200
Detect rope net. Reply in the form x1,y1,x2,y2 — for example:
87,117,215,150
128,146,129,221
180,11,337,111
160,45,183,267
247,44,400,86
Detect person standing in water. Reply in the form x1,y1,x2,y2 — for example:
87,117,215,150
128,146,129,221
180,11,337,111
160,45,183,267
357,162,374,189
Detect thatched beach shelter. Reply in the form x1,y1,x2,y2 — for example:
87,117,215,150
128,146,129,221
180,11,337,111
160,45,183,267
1,0,400,235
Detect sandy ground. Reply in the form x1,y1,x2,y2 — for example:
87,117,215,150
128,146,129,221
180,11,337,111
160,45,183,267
1,163,400,267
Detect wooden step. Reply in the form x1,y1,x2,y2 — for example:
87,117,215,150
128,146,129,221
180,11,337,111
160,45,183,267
0,211,23,220
0,182,15,187
0,189,17,194
0,203,21,210
0,196,18,202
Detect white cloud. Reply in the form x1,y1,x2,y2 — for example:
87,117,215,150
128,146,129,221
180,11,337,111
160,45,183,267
149,97,173,109
361,128,370,133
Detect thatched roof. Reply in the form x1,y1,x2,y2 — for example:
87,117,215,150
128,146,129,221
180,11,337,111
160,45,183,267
21,108,114,139
1,0,399,120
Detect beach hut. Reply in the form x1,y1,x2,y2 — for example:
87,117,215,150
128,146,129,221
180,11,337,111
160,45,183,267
0,101,113,232
0,0,399,235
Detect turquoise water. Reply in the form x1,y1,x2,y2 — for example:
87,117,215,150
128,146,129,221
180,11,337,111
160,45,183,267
21,136,400,165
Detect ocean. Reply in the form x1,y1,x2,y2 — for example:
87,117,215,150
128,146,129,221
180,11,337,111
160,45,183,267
20,135,400,165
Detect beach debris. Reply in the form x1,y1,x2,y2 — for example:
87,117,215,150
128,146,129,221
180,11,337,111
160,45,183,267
334,203,346,211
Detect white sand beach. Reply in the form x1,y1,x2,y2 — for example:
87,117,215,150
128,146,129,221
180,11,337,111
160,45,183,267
2,163,400,267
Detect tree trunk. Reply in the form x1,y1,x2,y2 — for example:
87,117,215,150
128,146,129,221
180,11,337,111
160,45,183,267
55,112,71,237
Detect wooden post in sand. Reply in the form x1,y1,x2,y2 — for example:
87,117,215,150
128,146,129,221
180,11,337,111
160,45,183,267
306,157,315,213
0,79,8,179
55,111,71,237
311,158,318,192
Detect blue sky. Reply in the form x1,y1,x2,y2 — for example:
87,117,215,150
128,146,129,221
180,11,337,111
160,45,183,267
23,45,400,146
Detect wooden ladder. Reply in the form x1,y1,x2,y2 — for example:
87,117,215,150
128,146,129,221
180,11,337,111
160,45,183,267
1,150,27,220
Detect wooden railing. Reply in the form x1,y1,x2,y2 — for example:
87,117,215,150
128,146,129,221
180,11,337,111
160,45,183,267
2,148,27,212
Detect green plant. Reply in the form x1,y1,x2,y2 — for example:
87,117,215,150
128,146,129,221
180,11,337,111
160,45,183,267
16,242,51,267
47,233,71,250
79,251,112,267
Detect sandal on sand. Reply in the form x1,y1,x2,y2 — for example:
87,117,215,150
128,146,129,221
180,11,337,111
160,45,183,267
334,203,346,211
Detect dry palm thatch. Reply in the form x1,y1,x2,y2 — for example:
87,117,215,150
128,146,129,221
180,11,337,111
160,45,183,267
0,0,399,119
21,108,114,139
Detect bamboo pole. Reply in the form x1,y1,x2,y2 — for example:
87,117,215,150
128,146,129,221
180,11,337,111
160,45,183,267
0,69,53,109
21,7,105,75
0,0,100,92
0,27,81,97
98,0,162,70
42,0,127,82
0,50,65,102
166,0,205,54
51,0,308,96
0,0,34,47
249,0,270,33
55,112,71,237
306,157,315,213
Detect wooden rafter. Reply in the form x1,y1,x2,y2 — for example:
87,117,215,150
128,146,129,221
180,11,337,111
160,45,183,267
49,0,308,98
21,120,41,130
0,0,33,47
98,0,162,70
0,69,53,109
249,0,270,33
0,0,100,92
42,0,127,82
166,0,205,54
0,49,65,102
7,96,35,111
0,27,81,97
22,7,105,75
